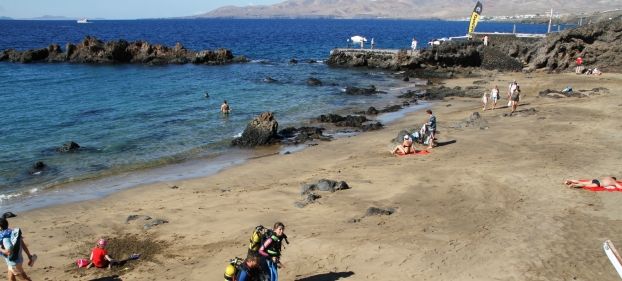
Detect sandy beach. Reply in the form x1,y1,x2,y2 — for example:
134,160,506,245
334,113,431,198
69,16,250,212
8,71,622,280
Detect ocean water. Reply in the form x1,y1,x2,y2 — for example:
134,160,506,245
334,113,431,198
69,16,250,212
0,19,548,210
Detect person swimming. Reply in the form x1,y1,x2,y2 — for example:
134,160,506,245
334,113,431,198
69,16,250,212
221,100,231,114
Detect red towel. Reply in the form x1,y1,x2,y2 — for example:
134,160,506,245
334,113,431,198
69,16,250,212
576,180,622,192
396,150,430,157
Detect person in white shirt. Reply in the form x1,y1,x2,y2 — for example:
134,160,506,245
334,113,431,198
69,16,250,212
489,85,500,110
411,37,417,54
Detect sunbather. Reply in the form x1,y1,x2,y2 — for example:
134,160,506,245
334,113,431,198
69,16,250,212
391,135,415,155
564,177,621,189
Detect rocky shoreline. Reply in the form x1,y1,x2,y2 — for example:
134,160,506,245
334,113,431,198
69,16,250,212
0,36,247,65
327,16,622,73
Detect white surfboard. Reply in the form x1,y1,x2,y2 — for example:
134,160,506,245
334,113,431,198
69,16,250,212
604,240,622,279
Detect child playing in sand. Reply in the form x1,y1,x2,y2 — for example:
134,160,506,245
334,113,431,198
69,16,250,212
565,177,622,189
88,239,116,269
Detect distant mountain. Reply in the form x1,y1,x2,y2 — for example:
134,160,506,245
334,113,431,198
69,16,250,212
198,0,621,19
0,16,13,20
27,15,75,20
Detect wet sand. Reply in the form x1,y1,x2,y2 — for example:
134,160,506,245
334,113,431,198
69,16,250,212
9,71,622,280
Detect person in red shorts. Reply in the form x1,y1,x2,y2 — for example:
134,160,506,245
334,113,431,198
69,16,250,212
87,239,116,269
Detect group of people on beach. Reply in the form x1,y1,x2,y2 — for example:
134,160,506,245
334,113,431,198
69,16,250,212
481,80,521,113
391,109,436,155
227,222,288,281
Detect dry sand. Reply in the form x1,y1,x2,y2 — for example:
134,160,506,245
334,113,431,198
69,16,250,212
8,71,622,281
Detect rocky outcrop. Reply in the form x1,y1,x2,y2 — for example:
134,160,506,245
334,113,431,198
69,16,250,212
307,77,322,86
345,85,378,95
278,126,332,144
1,36,244,65
58,141,80,152
232,112,279,147
328,41,522,71
529,17,622,72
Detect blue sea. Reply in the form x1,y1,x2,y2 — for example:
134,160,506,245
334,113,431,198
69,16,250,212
0,19,549,211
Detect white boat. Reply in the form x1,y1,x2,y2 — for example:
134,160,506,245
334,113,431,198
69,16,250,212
77,18,90,24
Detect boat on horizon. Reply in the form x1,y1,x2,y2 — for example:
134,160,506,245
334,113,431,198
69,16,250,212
77,18,90,24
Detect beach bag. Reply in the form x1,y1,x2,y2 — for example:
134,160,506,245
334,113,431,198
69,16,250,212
76,258,89,268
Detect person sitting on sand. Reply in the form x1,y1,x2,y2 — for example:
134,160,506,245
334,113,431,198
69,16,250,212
391,134,415,155
87,239,116,269
592,67,602,76
489,85,500,110
221,100,231,114
0,218,36,281
564,177,622,189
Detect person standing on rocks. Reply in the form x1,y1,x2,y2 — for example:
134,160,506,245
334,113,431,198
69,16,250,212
483,35,489,46
221,100,231,114
411,37,418,54
575,54,584,74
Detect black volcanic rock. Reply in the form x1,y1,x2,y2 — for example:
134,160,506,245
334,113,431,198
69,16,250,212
58,141,81,152
232,112,279,147
0,36,239,66
307,77,322,86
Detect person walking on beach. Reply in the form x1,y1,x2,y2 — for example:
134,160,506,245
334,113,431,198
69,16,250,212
425,109,436,149
0,218,36,281
411,37,418,54
481,90,488,111
221,100,231,114
489,85,500,110
236,254,261,281
509,84,521,113
565,177,621,189
259,222,287,281
507,80,517,107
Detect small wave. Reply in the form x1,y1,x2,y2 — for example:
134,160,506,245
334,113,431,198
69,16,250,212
0,191,23,202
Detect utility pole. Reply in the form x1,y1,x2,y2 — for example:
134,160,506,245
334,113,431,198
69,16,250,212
547,8,553,33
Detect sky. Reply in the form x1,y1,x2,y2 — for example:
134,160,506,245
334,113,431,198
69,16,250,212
0,0,282,19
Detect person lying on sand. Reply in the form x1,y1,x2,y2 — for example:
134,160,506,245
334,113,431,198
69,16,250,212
564,177,622,189
391,135,415,155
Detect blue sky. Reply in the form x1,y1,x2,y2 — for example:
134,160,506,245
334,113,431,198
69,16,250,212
0,0,282,19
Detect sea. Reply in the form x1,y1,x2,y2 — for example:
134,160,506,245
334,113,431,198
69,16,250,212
0,19,550,212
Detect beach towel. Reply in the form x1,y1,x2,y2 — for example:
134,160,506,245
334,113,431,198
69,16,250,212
576,180,622,192
396,150,430,157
